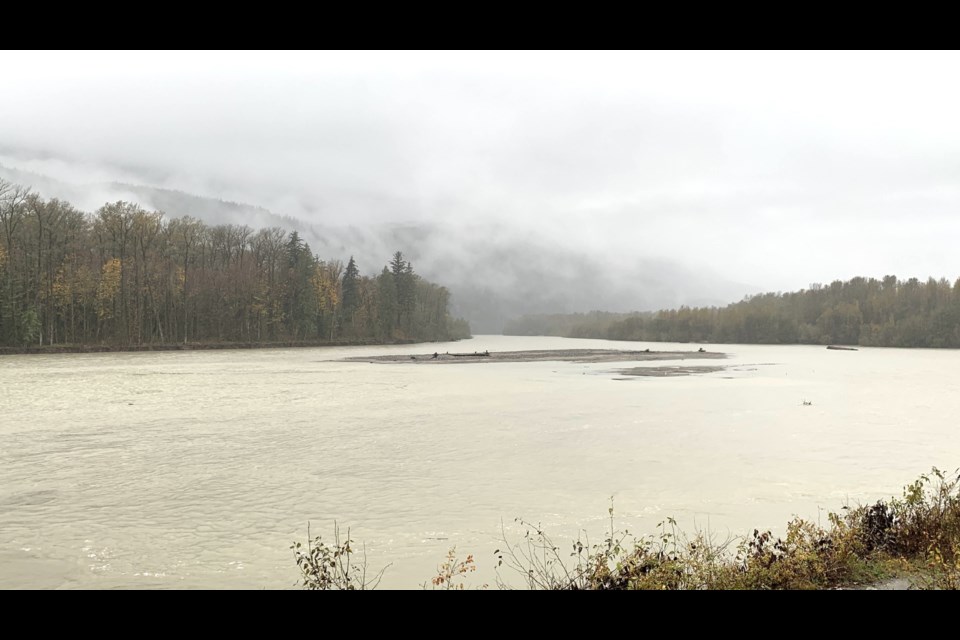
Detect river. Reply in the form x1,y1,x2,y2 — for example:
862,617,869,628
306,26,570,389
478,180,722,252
2,335,958,589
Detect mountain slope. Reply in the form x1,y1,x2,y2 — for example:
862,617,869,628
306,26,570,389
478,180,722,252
0,164,757,332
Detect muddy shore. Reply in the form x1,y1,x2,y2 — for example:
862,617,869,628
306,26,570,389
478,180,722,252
346,348,726,365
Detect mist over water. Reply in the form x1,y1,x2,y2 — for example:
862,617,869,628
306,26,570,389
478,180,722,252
2,336,958,589
5,51,960,329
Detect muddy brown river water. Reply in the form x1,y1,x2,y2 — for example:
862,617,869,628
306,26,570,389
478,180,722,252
2,335,958,588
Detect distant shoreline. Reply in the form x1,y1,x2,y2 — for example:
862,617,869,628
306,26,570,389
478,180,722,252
0,337,464,356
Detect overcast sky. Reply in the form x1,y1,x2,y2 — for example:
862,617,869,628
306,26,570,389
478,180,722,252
2,50,960,293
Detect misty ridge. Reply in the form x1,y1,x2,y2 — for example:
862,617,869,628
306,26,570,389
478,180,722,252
0,173,473,350
0,161,753,333
4,51,960,335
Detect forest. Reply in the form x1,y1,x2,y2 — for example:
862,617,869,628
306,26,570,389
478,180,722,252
0,179,470,348
504,275,960,348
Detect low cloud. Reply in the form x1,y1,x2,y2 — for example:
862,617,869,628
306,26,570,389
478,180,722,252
3,50,960,318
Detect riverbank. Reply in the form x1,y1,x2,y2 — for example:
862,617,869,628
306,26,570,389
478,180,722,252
295,468,960,590
0,337,444,356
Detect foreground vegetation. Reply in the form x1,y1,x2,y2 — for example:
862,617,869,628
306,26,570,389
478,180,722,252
505,275,960,347
294,468,960,589
0,179,470,348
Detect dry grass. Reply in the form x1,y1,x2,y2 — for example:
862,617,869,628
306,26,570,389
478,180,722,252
294,468,960,590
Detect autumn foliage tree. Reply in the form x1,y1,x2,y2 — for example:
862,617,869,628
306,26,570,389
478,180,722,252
0,179,471,348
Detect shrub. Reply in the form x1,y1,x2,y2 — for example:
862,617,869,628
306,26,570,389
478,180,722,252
291,523,387,590
294,468,960,590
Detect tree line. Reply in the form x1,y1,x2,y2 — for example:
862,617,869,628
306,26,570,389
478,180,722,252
0,179,470,348
504,275,960,348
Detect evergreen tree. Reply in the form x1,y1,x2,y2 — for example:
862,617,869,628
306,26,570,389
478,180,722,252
341,256,360,322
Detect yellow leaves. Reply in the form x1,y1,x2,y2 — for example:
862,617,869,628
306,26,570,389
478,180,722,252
312,263,341,313
97,258,122,319
73,265,97,303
